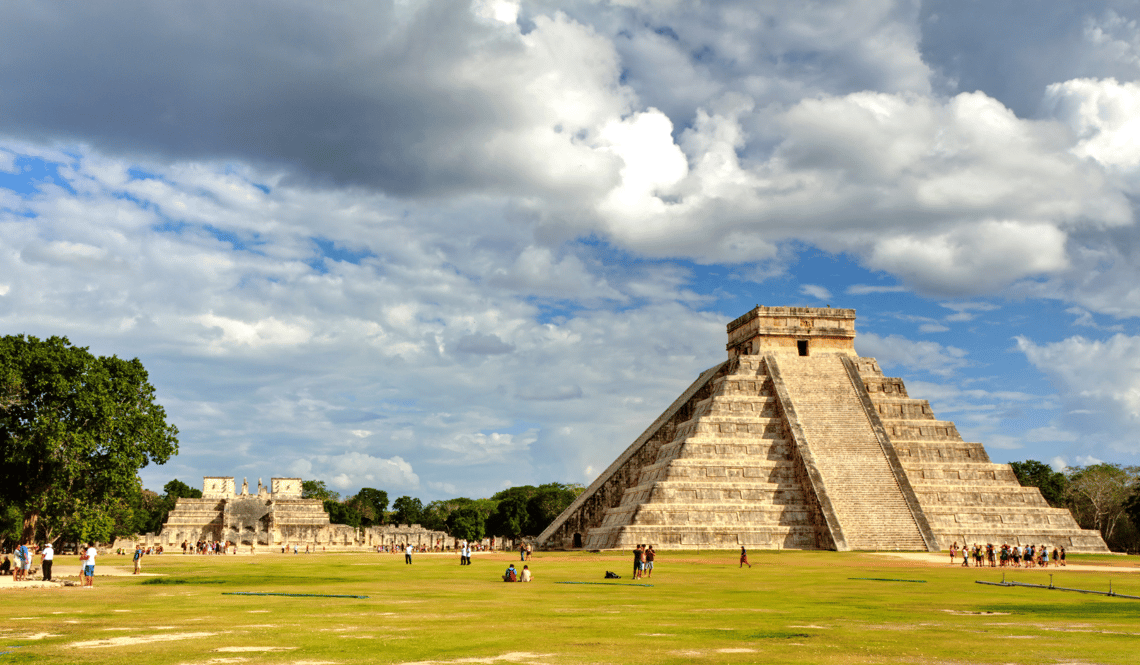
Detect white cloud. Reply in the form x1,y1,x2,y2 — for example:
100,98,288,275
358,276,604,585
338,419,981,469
799,284,831,301
846,284,908,295
855,332,968,376
1017,333,1140,453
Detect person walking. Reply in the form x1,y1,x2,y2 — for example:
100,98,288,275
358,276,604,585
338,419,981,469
739,545,751,568
41,542,53,581
133,545,143,574
405,543,413,565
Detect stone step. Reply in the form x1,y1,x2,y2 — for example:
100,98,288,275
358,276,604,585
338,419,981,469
774,353,927,549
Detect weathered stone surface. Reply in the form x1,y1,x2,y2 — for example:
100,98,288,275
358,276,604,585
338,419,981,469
538,306,1108,552
155,477,447,550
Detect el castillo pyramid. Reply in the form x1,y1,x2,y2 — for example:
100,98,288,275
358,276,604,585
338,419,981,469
538,306,1108,552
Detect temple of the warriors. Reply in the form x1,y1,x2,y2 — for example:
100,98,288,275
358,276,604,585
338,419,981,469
539,306,1108,552
152,477,446,550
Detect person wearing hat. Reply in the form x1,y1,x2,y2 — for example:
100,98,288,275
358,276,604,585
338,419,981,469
40,542,53,581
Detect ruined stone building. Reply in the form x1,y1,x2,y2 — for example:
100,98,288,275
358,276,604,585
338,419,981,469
153,477,446,550
539,306,1108,552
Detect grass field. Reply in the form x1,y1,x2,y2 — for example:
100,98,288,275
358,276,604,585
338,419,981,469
3,549,1140,664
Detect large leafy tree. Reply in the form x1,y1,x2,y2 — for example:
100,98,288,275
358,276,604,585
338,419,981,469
446,505,486,543
0,335,179,544
301,479,340,502
1065,463,1140,549
1009,460,1069,507
347,488,388,527
392,495,423,526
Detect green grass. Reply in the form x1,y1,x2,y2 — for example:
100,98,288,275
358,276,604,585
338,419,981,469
3,550,1140,664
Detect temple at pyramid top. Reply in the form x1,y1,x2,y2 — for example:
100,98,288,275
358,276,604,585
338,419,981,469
726,306,857,358
539,305,1108,552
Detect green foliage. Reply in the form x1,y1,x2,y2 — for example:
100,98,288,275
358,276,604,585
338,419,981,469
526,482,583,534
163,479,202,500
0,334,179,544
485,483,583,536
392,495,423,526
349,488,388,527
1009,460,1069,507
302,479,340,502
324,499,362,528
1065,463,1140,551
445,505,485,542
487,493,529,538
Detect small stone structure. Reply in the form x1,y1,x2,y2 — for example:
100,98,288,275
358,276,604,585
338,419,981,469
539,306,1109,552
152,477,448,550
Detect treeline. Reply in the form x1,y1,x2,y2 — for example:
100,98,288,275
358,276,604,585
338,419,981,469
302,480,584,543
1011,460,1140,552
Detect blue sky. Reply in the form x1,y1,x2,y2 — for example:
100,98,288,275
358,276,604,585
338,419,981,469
3,1,1140,500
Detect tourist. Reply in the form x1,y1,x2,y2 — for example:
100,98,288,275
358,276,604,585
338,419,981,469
949,542,957,564
40,542,53,581
12,543,25,581
82,542,97,587
0,553,9,575
503,563,517,582
1042,546,1050,566
633,544,643,578
740,545,751,569
645,545,655,578
405,543,413,565
520,564,532,582
1060,547,1066,566
133,544,143,574
520,542,526,561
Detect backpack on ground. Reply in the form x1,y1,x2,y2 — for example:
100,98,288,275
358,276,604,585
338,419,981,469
604,571,621,579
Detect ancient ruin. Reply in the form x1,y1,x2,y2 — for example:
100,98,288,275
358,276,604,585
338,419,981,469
539,306,1109,552
148,476,447,550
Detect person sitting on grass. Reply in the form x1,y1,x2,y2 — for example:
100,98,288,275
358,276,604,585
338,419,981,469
520,565,532,582
503,563,517,582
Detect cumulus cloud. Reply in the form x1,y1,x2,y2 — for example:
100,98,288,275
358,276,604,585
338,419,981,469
855,333,969,376
1017,333,1140,454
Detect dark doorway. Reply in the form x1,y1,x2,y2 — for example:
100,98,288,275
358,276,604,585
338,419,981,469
797,340,809,356
573,533,582,548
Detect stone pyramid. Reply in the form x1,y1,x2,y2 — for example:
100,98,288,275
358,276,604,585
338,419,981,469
538,306,1108,552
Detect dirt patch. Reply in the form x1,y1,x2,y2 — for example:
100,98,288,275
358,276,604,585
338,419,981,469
8,632,59,640
70,631,219,648
942,610,1011,616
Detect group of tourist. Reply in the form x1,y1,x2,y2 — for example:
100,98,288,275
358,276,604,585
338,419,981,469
181,539,231,555
949,542,1066,567
632,544,655,578
2,542,51,581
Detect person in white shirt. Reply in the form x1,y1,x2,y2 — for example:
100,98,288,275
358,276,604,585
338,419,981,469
405,543,413,565
82,542,97,587
40,543,53,581
520,565,532,582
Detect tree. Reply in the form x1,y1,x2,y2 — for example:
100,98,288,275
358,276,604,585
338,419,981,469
487,493,529,538
325,499,362,528
446,505,486,543
1009,460,1069,507
526,483,584,534
1065,463,1140,549
301,479,340,502
347,488,388,527
392,496,423,526
0,335,179,544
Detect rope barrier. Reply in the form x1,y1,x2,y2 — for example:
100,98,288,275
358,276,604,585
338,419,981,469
222,592,369,599
849,577,926,583
556,581,654,587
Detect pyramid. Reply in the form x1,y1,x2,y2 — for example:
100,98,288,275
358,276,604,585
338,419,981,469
538,306,1108,552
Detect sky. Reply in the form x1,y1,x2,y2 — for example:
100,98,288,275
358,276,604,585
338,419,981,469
3,0,1140,501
